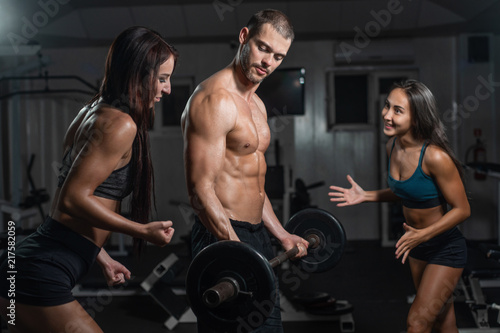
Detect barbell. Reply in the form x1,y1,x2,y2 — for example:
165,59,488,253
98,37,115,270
185,208,347,332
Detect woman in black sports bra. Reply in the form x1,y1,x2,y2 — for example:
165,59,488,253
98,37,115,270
0,26,178,332
329,80,470,333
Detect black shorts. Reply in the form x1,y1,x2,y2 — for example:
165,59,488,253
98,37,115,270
410,227,467,268
0,216,100,306
191,217,275,260
191,216,283,333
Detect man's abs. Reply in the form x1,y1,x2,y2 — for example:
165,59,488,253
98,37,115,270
215,176,265,224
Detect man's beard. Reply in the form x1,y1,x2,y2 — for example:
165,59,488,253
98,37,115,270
240,45,265,84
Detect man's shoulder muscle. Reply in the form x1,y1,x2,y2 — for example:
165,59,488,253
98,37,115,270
188,84,238,130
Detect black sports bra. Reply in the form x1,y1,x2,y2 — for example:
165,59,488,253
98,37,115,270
57,146,133,201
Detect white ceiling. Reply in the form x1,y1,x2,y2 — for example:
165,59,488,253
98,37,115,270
0,0,498,50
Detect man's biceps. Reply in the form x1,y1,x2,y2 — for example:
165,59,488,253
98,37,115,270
190,135,226,155
192,122,228,141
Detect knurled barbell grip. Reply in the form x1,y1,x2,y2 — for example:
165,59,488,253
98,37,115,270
268,234,318,268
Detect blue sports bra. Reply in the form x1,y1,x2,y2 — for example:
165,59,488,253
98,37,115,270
57,146,133,201
387,138,445,209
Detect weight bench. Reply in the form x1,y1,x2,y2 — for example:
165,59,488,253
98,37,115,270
458,244,500,332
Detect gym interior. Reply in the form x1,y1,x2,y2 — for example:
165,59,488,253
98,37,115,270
1,0,500,332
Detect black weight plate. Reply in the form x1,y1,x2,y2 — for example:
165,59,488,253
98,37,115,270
285,208,346,273
186,241,276,332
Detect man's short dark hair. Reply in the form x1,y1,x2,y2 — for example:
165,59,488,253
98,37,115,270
246,9,294,41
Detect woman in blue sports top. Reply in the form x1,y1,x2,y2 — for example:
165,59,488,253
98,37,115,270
329,79,470,333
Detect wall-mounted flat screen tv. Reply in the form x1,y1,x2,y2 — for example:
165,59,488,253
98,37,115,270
257,67,305,117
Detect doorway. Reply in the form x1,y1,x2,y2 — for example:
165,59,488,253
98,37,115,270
326,68,418,245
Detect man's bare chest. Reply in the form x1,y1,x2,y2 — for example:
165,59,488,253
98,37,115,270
227,106,270,154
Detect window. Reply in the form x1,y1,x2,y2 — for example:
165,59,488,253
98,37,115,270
334,74,368,124
326,71,372,129
159,76,195,128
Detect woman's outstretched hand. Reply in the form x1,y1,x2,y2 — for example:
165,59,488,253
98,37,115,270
328,175,366,207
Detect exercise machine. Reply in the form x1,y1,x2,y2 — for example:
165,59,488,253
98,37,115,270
458,162,500,332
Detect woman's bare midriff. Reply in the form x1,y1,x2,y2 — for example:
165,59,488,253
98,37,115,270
50,189,118,247
403,205,446,229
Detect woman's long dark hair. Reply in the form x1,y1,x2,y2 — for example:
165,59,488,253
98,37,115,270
90,26,178,253
389,79,465,183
